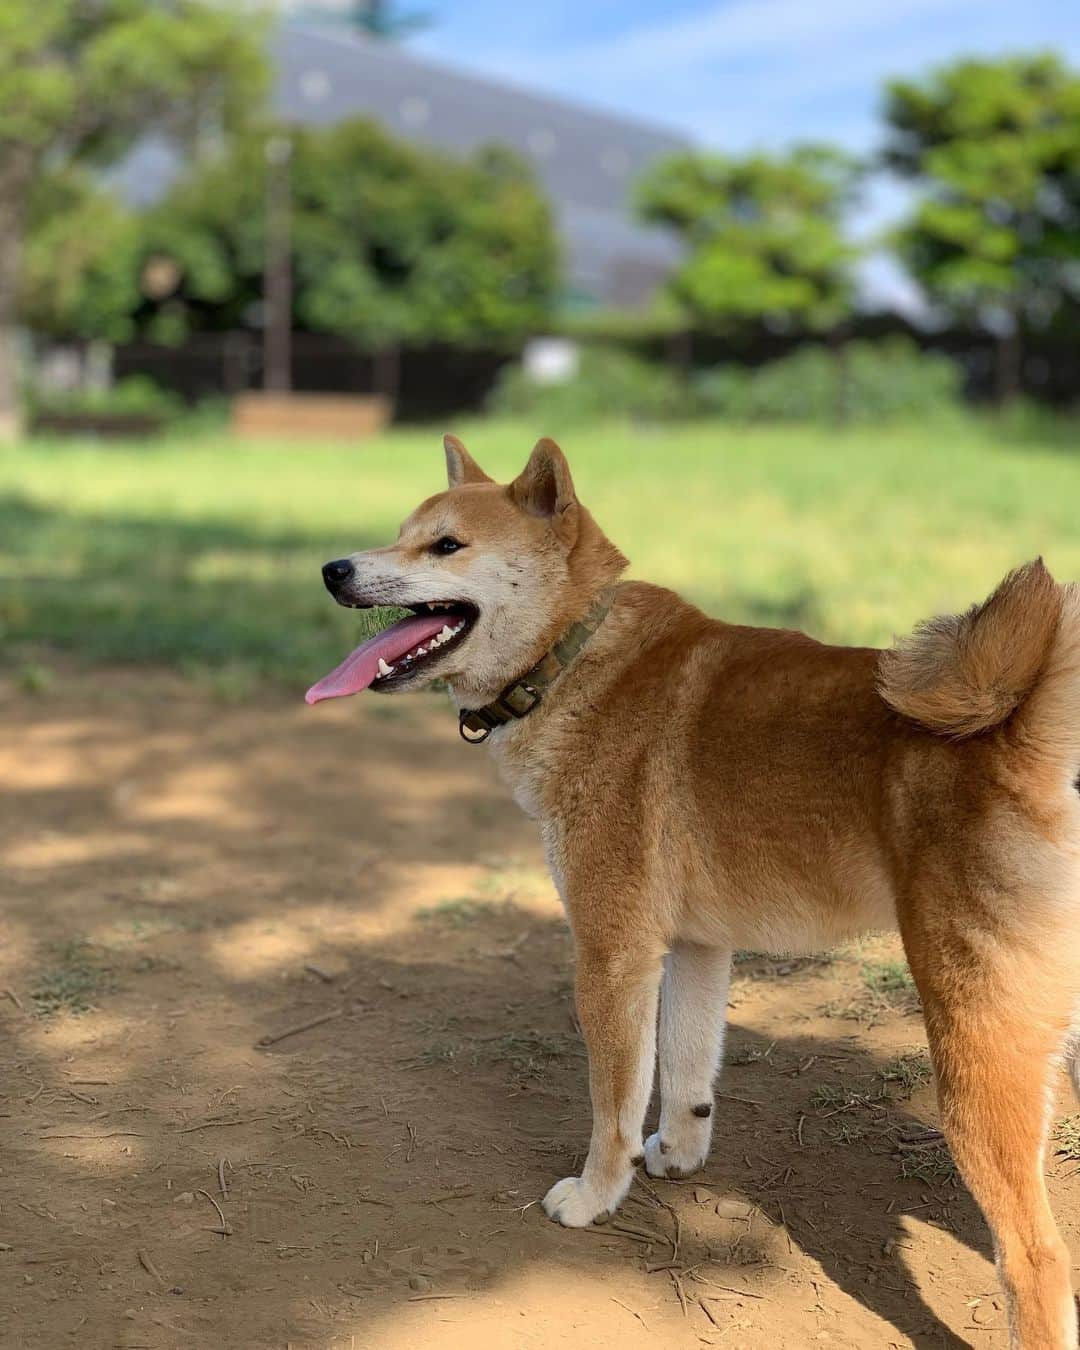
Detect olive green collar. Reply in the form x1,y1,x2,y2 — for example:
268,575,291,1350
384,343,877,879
458,585,618,744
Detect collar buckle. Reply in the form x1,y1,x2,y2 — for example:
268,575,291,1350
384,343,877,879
496,682,541,721
456,585,617,748
459,682,542,745
458,710,493,743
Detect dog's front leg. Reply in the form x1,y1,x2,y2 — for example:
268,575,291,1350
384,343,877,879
645,941,732,1179
542,941,663,1227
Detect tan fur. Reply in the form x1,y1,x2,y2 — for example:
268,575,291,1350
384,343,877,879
878,559,1061,738
328,438,1080,1348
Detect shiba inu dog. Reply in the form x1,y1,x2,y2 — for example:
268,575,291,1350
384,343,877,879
307,434,1080,1349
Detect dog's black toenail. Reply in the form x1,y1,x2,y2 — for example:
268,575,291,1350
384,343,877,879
658,1140,670,1155
631,1153,644,1166
692,1102,712,1118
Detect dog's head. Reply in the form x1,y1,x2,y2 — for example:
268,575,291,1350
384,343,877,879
306,435,627,708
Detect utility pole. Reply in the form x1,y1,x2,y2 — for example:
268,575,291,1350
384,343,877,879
263,134,293,392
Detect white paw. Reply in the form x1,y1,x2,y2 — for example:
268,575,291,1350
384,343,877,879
644,1128,707,1180
542,1175,609,1228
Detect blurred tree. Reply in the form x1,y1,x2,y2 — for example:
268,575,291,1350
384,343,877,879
20,172,142,345
132,120,558,353
637,146,860,336
292,1,431,39
0,0,268,438
347,1,430,37
884,53,1080,403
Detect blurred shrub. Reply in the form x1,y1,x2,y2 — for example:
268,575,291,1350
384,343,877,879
489,337,961,426
696,338,961,423
30,376,182,421
488,345,689,424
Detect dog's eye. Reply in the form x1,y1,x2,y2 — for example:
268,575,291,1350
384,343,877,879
432,536,464,555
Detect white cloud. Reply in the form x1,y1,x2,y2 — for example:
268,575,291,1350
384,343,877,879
414,0,1078,157
530,0,981,79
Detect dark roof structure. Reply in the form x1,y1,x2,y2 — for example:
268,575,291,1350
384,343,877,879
275,23,688,309
118,22,688,310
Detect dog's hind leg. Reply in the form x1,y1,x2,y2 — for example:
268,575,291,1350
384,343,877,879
644,941,732,1180
904,914,1078,1349
542,938,663,1228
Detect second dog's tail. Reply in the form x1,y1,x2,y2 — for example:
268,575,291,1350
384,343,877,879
878,560,1080,780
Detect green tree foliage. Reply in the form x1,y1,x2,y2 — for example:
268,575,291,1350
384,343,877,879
20,171,142,343
637,145,860,334
884,53,1080,400
134,121,559,349
0,0,268,435
297,1,430,38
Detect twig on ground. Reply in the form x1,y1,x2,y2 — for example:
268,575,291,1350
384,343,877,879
696,1277,765,1300
699,1297,722,1328
635,1174,681,1262
607,1222,661,1245
217,1158,230,1200
611,1297,649,1329
197,1189,231,1237
137,1249,165,1285
174,1116,271,1135
255,1008,343,1048
41,1131,146,1141
668,1267,688,1317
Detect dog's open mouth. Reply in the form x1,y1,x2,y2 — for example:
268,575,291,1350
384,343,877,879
305,601,478,704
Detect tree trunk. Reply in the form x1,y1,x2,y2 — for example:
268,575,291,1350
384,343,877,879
373,341,401,409
666,328,693,384
263,136,293,393
0,149,31,443
828,324,849,425
995,323,1022,407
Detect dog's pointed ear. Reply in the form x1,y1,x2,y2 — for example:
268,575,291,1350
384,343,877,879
510,438,579,547
444,434,493,488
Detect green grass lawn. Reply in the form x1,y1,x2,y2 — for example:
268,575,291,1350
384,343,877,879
3,413,1080,694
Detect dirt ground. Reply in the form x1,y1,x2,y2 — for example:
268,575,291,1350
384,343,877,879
1,673,1077,1350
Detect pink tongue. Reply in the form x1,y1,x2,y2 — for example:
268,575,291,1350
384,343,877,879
305,613,454,705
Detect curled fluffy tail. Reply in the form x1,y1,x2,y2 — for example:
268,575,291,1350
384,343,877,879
878,560,1063,739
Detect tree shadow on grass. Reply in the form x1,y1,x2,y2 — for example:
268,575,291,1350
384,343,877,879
0,491,835,687
0,490,388,681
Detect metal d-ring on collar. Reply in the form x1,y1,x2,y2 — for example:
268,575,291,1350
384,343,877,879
458,585,618,745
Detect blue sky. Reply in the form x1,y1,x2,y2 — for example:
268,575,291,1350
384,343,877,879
295,1,1079,309
407,0,1078,159
408,0,1079,310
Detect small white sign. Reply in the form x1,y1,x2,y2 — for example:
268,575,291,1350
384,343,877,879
523,338,580,386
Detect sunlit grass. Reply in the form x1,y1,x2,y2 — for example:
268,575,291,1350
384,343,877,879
3,413,1080,688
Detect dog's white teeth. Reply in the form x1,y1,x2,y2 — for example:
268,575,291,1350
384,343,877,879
417,645,427,655
439,626,453,641
377,658,395,677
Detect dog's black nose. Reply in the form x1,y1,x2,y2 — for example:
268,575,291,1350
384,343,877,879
322,558,354,589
